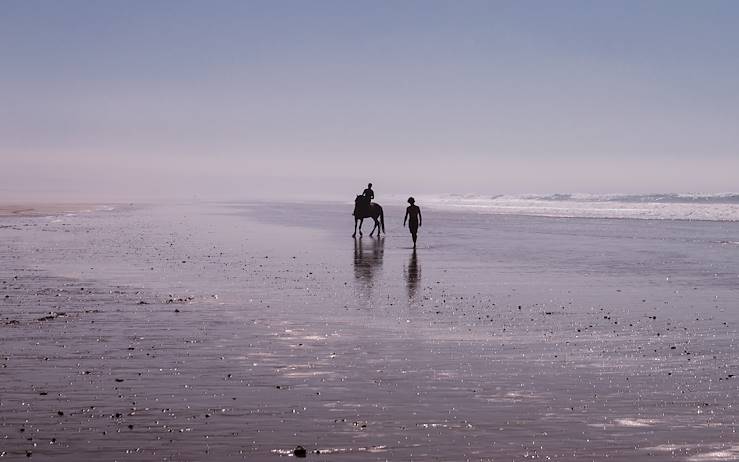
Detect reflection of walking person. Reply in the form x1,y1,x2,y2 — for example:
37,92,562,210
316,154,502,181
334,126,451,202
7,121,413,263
405,249,420,300
403,197,422,248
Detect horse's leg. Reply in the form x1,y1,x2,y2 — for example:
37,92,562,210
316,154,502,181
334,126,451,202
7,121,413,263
359,218,364,236
352,217,357,238
369,216,378,237
379,206,385,234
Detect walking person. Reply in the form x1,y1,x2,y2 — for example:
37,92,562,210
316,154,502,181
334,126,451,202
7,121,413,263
403,197,422,248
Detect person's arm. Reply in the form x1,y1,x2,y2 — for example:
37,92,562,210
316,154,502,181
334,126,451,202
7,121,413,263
404,209,408,226
418,208,422,227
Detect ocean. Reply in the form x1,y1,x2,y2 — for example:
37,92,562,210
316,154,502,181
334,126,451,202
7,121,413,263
392,192,739,221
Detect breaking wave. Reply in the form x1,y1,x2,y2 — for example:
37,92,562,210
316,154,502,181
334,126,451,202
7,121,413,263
408,193,739,221
518,193,739,204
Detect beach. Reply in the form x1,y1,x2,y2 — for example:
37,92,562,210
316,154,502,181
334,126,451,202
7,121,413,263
0,201,737,461
0,204,112,218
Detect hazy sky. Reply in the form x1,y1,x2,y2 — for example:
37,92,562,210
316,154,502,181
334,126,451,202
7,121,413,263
2,0,738,200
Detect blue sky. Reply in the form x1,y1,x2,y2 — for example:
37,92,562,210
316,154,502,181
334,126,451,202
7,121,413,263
1,1,738,199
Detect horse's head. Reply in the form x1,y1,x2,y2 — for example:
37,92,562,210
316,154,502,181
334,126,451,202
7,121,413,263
355,195,364,205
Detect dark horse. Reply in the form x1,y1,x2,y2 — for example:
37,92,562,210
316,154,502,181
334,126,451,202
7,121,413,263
352,195,385,238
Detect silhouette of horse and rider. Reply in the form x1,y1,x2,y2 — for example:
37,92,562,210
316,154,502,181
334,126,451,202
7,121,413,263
352,182,422,248
352,183,385,238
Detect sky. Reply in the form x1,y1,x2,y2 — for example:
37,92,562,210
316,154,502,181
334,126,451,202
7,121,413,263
1,0,738,201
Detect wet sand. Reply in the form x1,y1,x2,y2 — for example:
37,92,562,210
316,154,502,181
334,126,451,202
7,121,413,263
0,204,112,218
0,202,737,461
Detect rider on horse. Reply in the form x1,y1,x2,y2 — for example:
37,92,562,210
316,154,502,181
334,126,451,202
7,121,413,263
363,183,374,201
352,182,384,237
354,182,374,216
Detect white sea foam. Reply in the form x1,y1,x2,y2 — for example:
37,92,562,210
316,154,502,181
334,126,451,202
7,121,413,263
399,193,739,221
613,418,659,427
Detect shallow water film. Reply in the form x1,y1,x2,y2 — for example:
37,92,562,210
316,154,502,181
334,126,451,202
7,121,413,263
1,202,737,461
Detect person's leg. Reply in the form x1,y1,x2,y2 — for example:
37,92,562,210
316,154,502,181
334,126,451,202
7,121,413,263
410,223,418,247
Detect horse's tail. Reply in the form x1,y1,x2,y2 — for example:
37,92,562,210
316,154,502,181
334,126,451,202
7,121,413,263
379,206,385,233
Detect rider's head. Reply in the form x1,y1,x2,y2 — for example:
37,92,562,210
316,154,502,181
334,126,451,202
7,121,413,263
407,197,415,204
368,183,373,188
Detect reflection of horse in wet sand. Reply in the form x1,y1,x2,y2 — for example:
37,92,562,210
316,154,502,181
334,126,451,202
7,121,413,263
353,236,384,285
352,195,385,238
